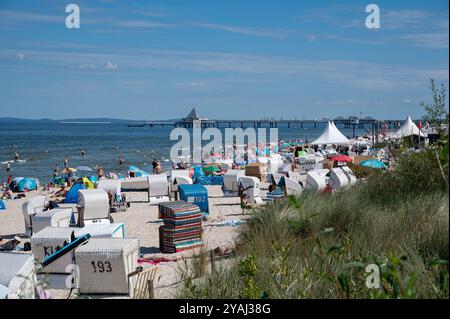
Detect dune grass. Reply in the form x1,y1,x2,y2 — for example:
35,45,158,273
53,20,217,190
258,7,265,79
177,148,449,299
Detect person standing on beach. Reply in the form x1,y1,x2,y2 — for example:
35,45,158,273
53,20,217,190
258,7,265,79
152,159,158,173
53,164,59,178
154,161,163,174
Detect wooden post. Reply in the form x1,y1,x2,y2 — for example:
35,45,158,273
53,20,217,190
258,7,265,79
210,250,216,272
147,279,154,299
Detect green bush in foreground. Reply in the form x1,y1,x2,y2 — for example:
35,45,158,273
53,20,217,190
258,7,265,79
177,148,449,299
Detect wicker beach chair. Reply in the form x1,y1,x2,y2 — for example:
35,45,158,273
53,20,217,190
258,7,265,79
128,266,158,299
22,195,46,237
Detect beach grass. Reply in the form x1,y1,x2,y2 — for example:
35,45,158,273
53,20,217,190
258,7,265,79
177,147,449,299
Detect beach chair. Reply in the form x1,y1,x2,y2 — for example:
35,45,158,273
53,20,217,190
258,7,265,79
329,167,349,190
121,177,150,201
31,208,72,234
171,176,193,200
278,175,303,197
339,166,357,187
222,170,245,196
238,176,263,206
128,266,158,299
0,252,36,299
22,195,46,237
147,173,170,204
97,179,127,212
305,170,328,191
75,238,139,295
77,189,111,226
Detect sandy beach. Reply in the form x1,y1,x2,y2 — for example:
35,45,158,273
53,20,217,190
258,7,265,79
0,184,269,299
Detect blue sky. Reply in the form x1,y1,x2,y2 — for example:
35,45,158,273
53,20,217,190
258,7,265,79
0,0,448,120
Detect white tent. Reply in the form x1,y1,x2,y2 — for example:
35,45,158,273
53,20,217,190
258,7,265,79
311,121,350,145
392,115,425,139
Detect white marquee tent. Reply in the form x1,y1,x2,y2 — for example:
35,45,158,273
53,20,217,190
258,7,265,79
392,115,425,139
311,121,350,145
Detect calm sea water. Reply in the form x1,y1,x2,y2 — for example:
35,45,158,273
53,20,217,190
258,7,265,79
0,122,371,183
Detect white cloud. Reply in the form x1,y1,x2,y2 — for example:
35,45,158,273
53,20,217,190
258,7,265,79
113,20,175,28
191,22,296,39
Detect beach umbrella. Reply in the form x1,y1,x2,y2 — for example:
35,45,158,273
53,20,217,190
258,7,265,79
330,155,353,162
76,166,93,172
359,159,388,169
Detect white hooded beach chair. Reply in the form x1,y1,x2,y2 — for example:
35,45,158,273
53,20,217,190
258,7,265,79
329,167,349,190
339,166,357,187
97,179,121,196
31,227,76,274
32,208,72,234
31,224,125,288
97,179,127,212
75,238,140,295
287,171,301,183
0,252,36,299
77,189,111,226
169,169,192,192
238,176,263,205
279,176,303,197
22,195,46,237
305,170,328,191
147,173,169,204
222,169,245,195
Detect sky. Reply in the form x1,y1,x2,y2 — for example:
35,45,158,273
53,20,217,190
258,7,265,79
0,0,448,120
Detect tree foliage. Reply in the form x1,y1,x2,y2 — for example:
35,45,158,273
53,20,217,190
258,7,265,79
420,79,449,129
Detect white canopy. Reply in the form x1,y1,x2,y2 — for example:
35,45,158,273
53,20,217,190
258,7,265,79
311,121,350,145
392,116,425,139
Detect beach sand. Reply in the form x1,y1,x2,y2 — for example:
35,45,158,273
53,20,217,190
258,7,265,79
0,184,269,299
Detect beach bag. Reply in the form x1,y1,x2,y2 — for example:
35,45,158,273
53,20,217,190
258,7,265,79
0,200,5,210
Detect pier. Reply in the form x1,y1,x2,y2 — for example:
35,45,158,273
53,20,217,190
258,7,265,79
128,108,404,139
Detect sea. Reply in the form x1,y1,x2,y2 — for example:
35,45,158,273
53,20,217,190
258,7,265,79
0,121,372,184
